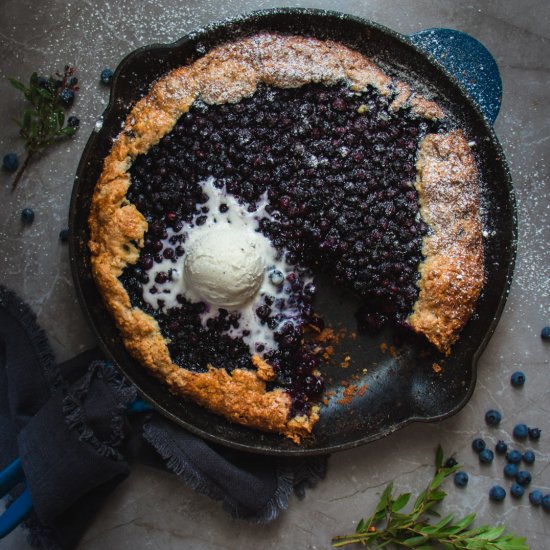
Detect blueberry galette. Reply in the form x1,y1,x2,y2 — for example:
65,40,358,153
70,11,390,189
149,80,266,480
89,34,484,442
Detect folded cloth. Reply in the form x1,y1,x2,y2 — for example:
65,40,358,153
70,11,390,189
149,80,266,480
0,286,328,550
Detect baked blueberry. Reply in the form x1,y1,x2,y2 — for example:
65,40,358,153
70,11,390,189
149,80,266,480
59,229,70,242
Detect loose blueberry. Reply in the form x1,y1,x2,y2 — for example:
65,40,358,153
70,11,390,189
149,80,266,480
510,483,524,498
59,229,70,242
516,471,532,487
479,449,494,464
485,409,502,426
542,494,550,511
454,471,468,487
506,450,522,464
528,427,541,440
444,457,458,468
472,438,486,453
504,463,519,478
21,208,35,224
541,326,550,341
37,75,48,88
523,450,535,464
529,490,543,505
58,88,75,107
495,440,508,454
2,153,19,172
67,115,80,128
510,371,526,387
100,68,114,85
69,76,78,86
489,486,506,502
513,423,529,439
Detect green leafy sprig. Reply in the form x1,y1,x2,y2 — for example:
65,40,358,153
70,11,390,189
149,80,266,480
9,66,79,190
332,446,529,550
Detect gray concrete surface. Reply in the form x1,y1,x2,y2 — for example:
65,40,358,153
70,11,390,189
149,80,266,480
1,1,549,548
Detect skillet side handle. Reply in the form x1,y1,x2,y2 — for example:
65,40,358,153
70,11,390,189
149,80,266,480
408,28,502,126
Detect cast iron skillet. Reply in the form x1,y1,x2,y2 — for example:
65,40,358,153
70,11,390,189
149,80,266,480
69,8,516,456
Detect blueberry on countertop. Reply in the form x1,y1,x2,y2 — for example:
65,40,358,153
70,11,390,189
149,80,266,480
504,463,519,478
485,409,502,426
2,153,19,172
541,326,550,341
444,457,458,468
67,115,80,128
510,371,526,387
513,423,529,439
37,75,48,88
542,494,550,512
21,208,35,224
100,68,114,85
528,427,541,440
472,438,486,453
489,486,506,502
454,471,469,487
516,471,532,487
511,483,524,498
479,449,494,464
523,450,535,464
69,76,78,86
58,88,75,107
59,229,70,242
506,450,522,464
495,440,508,454
529,490,543,505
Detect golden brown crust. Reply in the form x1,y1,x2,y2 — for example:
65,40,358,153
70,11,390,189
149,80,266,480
89,32,476,441
408,131,484,354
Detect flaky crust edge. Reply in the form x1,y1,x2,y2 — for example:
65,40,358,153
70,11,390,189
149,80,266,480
408,132,484,354
89,32,460,442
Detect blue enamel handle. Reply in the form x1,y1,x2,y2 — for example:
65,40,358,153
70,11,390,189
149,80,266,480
408,28,502,125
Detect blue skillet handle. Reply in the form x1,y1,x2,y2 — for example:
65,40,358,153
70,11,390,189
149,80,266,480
408,28,502,125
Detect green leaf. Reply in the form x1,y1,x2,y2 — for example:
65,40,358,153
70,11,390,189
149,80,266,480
435,445,444,469
429,470,447,490
57,109,64,127
30,72,39,87
355,518,366,534
434,514,455,530
62,126,78,136
429,489,447,501
476,526,506,541
401,535,428,547
9,78,27,93
391,492,411,512
375,483,394,514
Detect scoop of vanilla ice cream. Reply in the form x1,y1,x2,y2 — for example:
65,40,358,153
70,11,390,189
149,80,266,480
183,226,265,308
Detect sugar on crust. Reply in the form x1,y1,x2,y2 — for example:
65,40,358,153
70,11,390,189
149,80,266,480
89,33,482,442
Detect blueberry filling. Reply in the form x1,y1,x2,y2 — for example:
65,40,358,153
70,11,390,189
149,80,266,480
120,82,442,414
